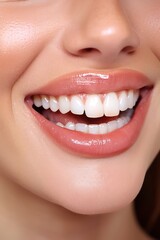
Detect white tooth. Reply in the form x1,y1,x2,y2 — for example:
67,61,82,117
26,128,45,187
103,92,119,116
117,115,130,129
127,90,134,109
99,123,108,134
56,122,64,128
107,120,118,133
85,95,103,118
117,117,125,128
65,122,75,131
76,123,88,133
118,91,128,111
50,96,59,112
42,95,50,109
70,95,84,115
58,96,70,114
88,124,99,134
33,96,42,107
124,116,130,124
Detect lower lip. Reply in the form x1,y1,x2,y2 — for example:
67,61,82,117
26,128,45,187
29,90,152,158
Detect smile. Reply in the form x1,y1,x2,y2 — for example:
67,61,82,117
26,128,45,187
27,69,153,158
33,90,139,135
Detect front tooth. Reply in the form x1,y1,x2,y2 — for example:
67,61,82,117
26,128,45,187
58,96,70,114
50,96,59,112
107,120,118,133
103,92,119,116
33,96,42,107
119,91,128,111
42,95,50,109
85,95,103,118
76,123,88,133
70,95,84,115
88,124,99,134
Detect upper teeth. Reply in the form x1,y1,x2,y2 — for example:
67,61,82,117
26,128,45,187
33,90,139,118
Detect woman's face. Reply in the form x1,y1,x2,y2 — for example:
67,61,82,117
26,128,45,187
0,0,160,214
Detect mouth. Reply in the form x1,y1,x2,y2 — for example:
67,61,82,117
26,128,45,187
26,70,153,158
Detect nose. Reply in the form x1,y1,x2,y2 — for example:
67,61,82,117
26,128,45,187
62,0,139,65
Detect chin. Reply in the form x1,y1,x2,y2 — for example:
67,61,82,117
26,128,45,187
38,164,146,215
53,186,143,215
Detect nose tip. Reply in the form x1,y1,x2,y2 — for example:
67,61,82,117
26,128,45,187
62,2,139,64
76,25,138,59
95,24,138,57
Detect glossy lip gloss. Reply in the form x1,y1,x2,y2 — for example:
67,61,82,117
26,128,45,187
27,69,153,158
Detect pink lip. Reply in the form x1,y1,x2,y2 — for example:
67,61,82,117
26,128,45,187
30,69,152,96
28,69,152,158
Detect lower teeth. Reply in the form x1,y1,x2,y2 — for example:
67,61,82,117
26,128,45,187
55,109,133,135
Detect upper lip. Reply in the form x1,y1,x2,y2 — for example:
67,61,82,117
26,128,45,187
30,69,152,97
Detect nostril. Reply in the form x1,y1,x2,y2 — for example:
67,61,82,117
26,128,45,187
78,47,100,56
77,45,135,58
122,46,136,55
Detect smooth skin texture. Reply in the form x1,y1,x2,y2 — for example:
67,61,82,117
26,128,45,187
0,0,159,239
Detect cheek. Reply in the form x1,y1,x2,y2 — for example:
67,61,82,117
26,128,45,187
0,3,69,93
138,6,160,59
122,0,160,58
147,17,160,59
0,22,42,92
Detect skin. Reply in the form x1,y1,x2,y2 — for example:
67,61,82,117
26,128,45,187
0,0,160,239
